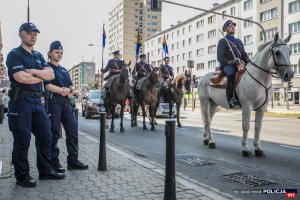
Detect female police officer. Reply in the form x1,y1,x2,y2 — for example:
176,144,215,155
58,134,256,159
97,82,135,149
44,41,88,173
6,23,65,188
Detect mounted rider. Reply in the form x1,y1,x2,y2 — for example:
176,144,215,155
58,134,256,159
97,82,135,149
217,20,250,108
131,54,153,100
160,56,174,81
101,50,124,99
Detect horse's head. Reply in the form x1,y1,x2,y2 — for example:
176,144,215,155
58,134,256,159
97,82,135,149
162,77,173,90
173,73,191,94
267,32,294,82
149,67,161,85
121,61,134,87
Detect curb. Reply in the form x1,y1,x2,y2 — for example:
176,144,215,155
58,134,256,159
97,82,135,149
79,131,236,200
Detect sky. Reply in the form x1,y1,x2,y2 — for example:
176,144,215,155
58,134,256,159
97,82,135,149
0,0,223,71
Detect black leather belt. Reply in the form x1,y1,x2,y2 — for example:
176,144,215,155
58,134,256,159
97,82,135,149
20,90,43,98
52,93,65,98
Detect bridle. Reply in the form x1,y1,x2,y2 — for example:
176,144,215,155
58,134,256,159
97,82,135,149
246,42,291,110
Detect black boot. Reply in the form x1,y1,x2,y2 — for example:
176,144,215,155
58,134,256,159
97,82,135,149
16,175,37,187
226,81,235,108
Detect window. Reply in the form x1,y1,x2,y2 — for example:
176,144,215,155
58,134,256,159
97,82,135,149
196,33,204,42
177,55,180,62
244,17,253,28
188,51,192,59
292,64,300,74
260,0,270,3
260,27,277,41
196,63,204,71
208,15,216,24
197,20,204,28
260,8,277,22
289,1,300,13
230,7,236,16
158,37,161,43
177,30,180,36
171,44,175,50
244,0,252,10
244,35,252,45
182,40,185,47
158,49,161,55
171,32,174,39
208,45,216,54
222,10,227,19
197,48,204,56
182,53,186,60
289,21,300,33
182,28,185,35
172,56,174,63
289,43,300,54
208,60,217,68
208,30,216,39
177,67,180,74
188,38,192,45
189,25,192,32
177,42,180,49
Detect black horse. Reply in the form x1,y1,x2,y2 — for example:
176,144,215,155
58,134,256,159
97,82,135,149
130,67,161,131
104,61,133,133
161,72,191,127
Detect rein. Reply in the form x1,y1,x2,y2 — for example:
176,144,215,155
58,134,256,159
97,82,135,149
246,43,289,111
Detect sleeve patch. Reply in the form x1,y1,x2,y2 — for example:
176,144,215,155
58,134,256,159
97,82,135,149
12,65,25,70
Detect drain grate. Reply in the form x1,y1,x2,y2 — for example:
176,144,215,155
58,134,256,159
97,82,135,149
223,172,276,187
176,155,215,166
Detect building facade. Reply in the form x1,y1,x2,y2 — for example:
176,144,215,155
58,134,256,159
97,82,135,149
144,0,300,104
68,62,96,95
108,0,162,63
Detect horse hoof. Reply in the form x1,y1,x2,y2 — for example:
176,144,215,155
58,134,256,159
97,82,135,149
143,126,147,131
208,143,216,149
255,150,265,157
177,123,182,128
131,124,134,127
204,140,209,145
120,127,125,133
151,126,155,131
242,150,252,157
109,129,114,133
134,123,138,127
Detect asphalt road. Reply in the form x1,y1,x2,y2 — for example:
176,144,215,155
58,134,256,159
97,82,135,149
78,110,300,200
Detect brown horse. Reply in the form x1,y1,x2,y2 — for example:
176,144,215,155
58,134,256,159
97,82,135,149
104,61,133,133
131,67,161,131
161,72,191,127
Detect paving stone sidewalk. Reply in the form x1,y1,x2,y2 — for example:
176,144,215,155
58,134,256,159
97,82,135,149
0,118,234,200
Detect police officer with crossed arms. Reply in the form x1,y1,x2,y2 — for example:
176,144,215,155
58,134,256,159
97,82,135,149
6,22,65,188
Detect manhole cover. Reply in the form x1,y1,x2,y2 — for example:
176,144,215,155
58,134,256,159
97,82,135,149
223,172,276,187
176,155,215,166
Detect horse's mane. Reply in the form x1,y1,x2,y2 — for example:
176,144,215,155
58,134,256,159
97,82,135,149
174,73,185,83
257,40,273,52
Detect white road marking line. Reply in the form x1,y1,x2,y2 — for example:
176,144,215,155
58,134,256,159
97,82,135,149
280,145,300,150
0,160,2,175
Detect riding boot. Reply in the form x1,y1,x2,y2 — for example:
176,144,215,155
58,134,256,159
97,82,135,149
226,81,235,108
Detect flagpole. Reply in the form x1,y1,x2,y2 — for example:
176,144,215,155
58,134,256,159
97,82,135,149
100,23,105,90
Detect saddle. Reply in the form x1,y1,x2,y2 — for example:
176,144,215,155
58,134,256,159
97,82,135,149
210,63,246,87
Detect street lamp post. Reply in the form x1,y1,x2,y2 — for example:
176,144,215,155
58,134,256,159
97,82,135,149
27,0,30,22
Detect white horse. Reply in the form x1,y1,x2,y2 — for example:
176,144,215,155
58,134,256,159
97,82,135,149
198,33,294,157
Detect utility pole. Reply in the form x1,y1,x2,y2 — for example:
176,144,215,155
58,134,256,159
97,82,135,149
27,0,30,22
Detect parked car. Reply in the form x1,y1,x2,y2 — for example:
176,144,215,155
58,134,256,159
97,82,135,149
155,102,177,117
81,90,120,119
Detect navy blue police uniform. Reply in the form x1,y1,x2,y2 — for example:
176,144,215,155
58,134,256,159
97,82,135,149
135,55,152,82
6,23,64,187
44,41,88,171
217,20,250,107
160,57,174,81
102,50,124,81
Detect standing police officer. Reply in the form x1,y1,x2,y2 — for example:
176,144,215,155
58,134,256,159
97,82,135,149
44,41,88,173
101,50,124,99
6,23,65,188
160,56,174,81
217,20,250,108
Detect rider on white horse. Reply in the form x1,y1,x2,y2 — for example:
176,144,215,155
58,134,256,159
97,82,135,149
217,20,250,108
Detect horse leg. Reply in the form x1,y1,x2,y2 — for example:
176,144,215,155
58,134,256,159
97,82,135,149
241,105,252,157
130,100,135,127
200,99,216,148
169,102,172,119
253,108,266,157
110,104,115,133
149,106,155,131
141,103,147,131
177,102,182,127
207,101,218,148
134,104,139,127
120,103,125,133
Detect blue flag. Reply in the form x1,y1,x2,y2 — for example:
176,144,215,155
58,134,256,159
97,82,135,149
135,30,142,58
162,34,168,56
102,24,106,48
